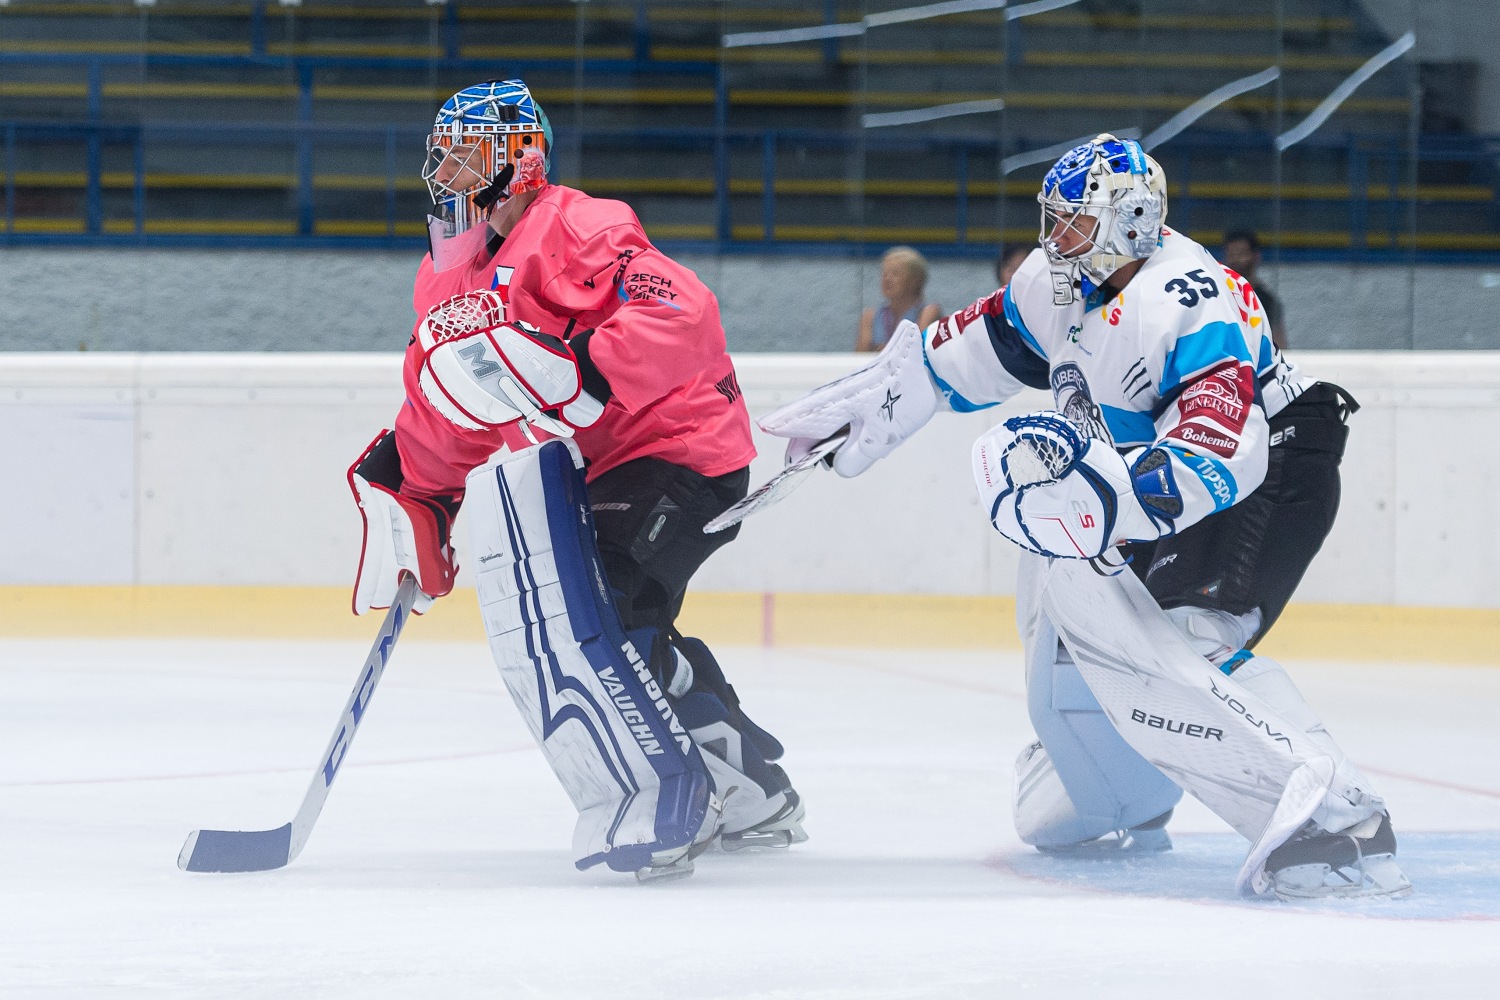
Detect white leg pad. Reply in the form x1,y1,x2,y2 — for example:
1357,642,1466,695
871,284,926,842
1232,654,1343,760
1014,602,1181,847
465,440,713,874
1035,555,1385,892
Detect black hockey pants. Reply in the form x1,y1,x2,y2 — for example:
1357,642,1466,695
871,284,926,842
1125,382,1358,647
585,456,749,639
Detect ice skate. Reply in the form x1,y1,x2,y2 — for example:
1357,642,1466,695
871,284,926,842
719,782,809,852
666,638,808,852
1265,812,1412,901
1035,808,1174,856
634,792,724,885
673,690,808,852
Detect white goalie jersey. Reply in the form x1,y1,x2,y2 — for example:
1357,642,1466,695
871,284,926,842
925,228,1310,535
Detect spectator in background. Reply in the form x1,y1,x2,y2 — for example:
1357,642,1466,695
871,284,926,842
857,246,942,352
1220,229,1288,348
994,244,1031,287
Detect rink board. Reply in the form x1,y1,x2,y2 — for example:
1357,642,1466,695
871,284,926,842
4,351,1500,611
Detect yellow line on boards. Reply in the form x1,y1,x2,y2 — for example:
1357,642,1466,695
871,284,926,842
1253,604,1500,668
0,586,482,642
0,588,1497,666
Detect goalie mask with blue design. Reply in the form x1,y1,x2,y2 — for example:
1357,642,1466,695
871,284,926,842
1037,133,1167,304
423,79,553,270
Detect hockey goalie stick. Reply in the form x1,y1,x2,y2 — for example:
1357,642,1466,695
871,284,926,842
177,573,420,873
703,429,848,534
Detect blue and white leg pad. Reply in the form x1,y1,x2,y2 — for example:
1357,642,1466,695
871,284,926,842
1037,557,1387,894
1015,611,1182,848
465,440,713,874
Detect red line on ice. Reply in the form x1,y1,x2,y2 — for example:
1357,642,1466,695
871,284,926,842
1361,765,1500,801
805,652,1500,800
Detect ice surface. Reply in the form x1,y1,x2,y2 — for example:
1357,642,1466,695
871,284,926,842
3,638,1500,999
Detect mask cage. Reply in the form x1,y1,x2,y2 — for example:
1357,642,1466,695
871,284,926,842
1037,193,1113,264
422,136,500,201
421,123,549,235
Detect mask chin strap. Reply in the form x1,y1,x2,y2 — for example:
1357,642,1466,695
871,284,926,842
471,162,516,212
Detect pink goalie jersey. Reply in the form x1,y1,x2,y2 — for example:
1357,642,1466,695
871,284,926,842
394,184,756,500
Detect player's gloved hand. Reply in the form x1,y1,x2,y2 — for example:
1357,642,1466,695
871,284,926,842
757,319,940,477
348,430,459,615
415,290,605,441
972,411,1176,559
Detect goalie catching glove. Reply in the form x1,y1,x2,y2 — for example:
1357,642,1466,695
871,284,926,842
415,289,605,440
973,411,1180,559
758,319,940,478
348,430,459,615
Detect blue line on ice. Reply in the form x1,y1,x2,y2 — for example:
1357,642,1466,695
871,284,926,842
994,832,1500,920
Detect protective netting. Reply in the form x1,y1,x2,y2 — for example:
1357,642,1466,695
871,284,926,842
1004,426,1078,488
424,290,504,344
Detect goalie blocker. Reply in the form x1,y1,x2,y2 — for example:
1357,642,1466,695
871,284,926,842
349,430,458,615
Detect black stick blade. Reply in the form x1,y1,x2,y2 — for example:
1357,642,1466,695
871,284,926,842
178,824,293,873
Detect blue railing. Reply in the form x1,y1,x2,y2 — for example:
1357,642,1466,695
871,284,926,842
3,118,1497,262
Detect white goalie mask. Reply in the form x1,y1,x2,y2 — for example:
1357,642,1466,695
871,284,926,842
1037,133,1167,304
423,79,552,272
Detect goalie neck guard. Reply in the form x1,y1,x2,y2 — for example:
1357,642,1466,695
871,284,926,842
1038,133,1166,304
423,79,554,271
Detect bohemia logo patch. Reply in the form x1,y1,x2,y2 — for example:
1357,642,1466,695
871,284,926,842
1166,360,1254,458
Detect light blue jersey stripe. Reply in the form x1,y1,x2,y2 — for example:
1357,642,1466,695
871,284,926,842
1166,445,1239,511
921,337,995,413
927,365,994,413
1101,405,1157,445
1159,320,1250,394
932,373,994,412
1256,334,1275,376
1003,285,1047,360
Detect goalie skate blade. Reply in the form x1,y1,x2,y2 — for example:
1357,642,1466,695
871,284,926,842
634,857,696,884
719,828,797,852
1036,827,1173,857
1271,854,1414,902
718,794,809,852
178,824,294,873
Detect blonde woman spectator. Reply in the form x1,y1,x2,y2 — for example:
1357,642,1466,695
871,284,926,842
856,246,942,352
